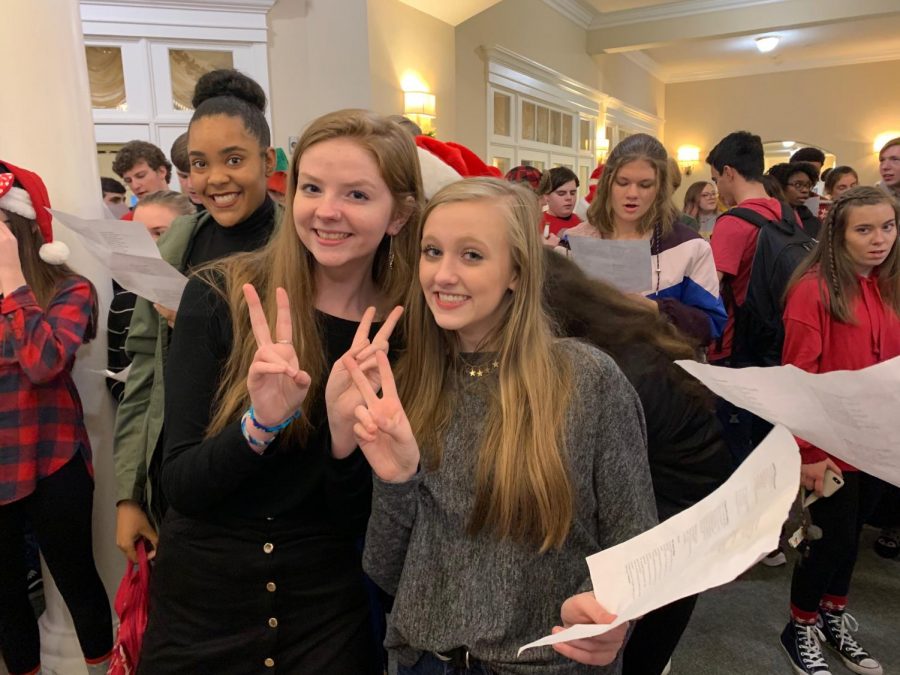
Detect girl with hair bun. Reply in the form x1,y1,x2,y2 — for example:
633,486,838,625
0,161,112,675
565,134,726,347
113,69,279,570
779,186,899,675
138,109,422,673
329,177,656,673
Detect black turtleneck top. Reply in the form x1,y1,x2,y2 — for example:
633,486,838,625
186,196,276,270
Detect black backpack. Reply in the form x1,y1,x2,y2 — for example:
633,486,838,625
718,202,817,367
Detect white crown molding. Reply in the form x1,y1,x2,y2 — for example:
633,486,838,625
80,0,273,41
479,44,606,115
541,0,593,29
83,0,276,11
621,51,664,81
605,95,663,127
587,0,781,29
662,48,900,84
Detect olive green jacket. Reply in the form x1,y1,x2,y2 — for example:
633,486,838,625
112,209,211,507
113,204,283,509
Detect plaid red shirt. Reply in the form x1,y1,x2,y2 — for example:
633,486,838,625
1,276,95,505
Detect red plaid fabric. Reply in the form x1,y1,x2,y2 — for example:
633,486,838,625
0,277,95,505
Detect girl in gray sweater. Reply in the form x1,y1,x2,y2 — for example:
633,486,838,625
333,178,657,674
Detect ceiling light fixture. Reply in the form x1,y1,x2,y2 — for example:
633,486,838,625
756,36,780,53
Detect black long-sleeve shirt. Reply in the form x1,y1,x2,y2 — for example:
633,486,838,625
161,276,373,532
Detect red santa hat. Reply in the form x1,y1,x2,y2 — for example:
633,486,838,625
585,162,604,204
415,136,502,199
0,161,69,264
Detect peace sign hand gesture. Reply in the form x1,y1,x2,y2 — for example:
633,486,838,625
244,284,311,427
345,350,419,483
326,305,404,459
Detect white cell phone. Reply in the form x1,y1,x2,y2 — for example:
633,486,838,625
803,469,844,508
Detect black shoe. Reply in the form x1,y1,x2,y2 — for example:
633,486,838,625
873,528,899,559
816,609,883,675
781,620,833,674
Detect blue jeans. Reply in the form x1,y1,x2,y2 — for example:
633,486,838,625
398,651,495,674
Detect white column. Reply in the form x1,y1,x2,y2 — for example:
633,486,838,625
1,1,120,674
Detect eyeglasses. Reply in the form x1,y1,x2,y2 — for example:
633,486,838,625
787,181,813,191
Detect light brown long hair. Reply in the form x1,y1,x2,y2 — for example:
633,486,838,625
587,133,678,238
787,186,900,323
396,178,574,552
203,110,423,442
1,209,97,341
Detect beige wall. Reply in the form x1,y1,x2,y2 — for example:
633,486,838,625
665,60,900,206
267,0,372,150
454,0,663,156
367,0,456,139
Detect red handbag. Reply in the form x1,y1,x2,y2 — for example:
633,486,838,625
108,540,151,675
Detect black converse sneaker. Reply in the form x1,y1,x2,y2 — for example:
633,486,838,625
781,620,833,675
816,609,883,675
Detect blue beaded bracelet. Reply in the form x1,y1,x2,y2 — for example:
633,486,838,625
247,406,302,434
241,412,272,450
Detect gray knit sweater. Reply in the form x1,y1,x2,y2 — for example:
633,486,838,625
363,339,658,674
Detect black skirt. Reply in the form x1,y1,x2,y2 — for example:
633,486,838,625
138,510,378,675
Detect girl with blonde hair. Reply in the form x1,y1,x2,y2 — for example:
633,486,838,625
565,133,726,346
138,109,422,674
329,177,657,673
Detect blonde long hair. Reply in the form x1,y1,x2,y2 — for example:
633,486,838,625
397,178,574,552
587,133,678,238
787,186,900,323
203,110,423,441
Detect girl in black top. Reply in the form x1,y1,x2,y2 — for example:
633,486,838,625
138,110,422,674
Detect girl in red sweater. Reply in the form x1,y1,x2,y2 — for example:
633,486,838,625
780,186,899,675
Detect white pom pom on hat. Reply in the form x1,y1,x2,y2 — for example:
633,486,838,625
0,161,69,265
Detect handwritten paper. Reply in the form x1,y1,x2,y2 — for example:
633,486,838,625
566,237,652,293
51,209,188,309
677,357,900,488
519,425,799,653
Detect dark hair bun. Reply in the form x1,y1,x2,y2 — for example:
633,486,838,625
192,69,266,112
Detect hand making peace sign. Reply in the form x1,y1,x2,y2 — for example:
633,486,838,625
344,350,419,484
243,283,312,427
325,305,404,459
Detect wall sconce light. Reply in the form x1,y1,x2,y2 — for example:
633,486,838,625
404,91,436,135
596,135,610,161
677,145,701,175
873,131,900,154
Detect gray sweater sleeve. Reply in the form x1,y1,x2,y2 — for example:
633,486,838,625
363,471,422,595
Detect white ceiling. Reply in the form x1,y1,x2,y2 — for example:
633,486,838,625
577,0,900,82
405,0,900,83
396,0,502,26
641,13,900,82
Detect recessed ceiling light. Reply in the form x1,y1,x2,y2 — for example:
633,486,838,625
782,141,795,148
756,36,780,53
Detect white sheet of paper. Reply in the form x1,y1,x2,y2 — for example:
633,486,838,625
93,364,132,383
804,196,821,218
566,237,652,293
519,425,799,653
676,357,900,488
51,208,189,309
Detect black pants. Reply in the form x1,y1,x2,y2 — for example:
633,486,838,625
622,594,698,675
0,455,112,674
790,471,884,613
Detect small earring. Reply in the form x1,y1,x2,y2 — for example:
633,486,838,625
388,235,395,271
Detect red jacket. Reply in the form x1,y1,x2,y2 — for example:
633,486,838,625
0,278,95,504
782,270,900,469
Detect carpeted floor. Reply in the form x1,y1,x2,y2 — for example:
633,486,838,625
672,526,899,675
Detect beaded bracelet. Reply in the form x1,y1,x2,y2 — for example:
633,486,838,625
247,406,302,434
241,411,272,452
